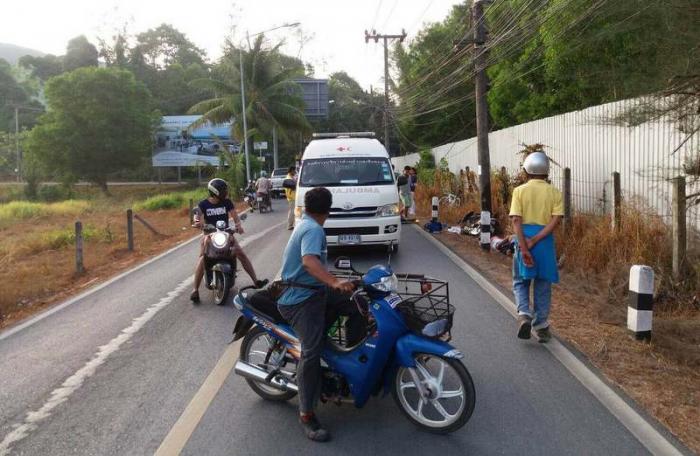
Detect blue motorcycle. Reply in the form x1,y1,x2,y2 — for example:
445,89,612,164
231,258,475,434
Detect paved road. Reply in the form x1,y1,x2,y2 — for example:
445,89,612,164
0,200,687,455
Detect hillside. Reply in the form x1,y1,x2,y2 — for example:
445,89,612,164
0,42,45,65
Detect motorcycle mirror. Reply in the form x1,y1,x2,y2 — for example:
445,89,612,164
334,257,354,271
240,213,248,221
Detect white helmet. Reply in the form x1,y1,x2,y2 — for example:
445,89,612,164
523,151,550,175
260,170,267,178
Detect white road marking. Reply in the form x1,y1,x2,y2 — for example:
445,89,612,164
0,278,192,456
413,225,685,456
0,217,283,455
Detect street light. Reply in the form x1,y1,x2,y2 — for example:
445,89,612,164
239,22,300,182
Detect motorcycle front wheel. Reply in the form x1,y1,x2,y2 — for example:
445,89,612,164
240,326,297,401
213,271,230,306
392,354,475,434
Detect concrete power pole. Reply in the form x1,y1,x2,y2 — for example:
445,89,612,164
472,0,493,250
15,106,20,182
365,29,406,155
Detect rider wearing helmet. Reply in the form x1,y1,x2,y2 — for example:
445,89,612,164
191,178,265,302
509,151,563,343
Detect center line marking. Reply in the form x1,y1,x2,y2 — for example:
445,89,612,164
155,340,241,456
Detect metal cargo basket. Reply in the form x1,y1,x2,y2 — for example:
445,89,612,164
395,274,454,340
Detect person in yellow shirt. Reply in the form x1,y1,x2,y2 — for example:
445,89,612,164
509,152,563,343
285,166,297,230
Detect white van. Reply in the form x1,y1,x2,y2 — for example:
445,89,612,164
295,132,401,250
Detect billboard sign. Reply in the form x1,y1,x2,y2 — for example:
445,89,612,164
293,78,329,119
153,115,235,167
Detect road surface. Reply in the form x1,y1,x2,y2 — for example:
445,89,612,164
0,199,688,455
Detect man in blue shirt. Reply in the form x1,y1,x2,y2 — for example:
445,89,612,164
277,187,361,442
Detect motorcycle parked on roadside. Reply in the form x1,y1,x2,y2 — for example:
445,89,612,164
231,258,476,434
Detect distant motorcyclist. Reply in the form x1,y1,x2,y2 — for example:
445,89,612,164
191,178,265,302
255,171,272,210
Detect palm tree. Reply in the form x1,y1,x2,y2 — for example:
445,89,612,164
188,35,310,162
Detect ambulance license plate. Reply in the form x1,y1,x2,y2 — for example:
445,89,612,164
338,234,361,245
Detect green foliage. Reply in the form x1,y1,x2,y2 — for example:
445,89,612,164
0,199,90,223
37,184,74,202
18,54,63,82
25,67,156,192
313,71,383,137
63,36,98,72
188,35,311,160
394,3,475,150
486,0,700,128
417,148,435,169
0,60,42,132
132,188,207,211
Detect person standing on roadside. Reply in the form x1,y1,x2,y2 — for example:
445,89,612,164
398,166,412,222
509,151,563,343
408,167,418,220
285,166,297,230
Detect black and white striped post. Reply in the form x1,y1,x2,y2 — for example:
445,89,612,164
627,265,654,341
480,211,491,250
431,197,439,223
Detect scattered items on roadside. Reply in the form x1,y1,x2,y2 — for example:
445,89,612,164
490,235,515,255
423,220,443,233
447,226,462,234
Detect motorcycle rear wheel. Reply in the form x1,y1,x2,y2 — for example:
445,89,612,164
213,271,230,306
240,326,297,401
392,354,475,434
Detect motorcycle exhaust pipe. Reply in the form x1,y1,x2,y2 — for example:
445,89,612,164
234,360,298,393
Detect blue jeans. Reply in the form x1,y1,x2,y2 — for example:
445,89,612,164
512,260,552,329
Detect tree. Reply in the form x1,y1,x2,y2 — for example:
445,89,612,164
312,71,383,134
119,24,210,114
188,35,310,160
25,67,156,193
63,36,99,71
18,54,63,82
394,3,476,151
0,59,42,132
131,24,206,70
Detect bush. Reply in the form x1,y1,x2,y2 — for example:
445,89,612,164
37,184,74,202
0,200,90,223
132,189,207,212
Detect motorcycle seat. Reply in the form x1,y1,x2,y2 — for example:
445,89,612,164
247,289,286,323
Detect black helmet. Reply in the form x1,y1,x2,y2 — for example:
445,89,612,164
208,178,228,198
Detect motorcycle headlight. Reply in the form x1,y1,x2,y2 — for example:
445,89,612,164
377,204,400,217
370,273,398,293
212,232,228,248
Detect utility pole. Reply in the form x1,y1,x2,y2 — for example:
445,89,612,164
239,48,251,183
472,0,493,250
365,29,406,155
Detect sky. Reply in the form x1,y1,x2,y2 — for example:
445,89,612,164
1,0,462,90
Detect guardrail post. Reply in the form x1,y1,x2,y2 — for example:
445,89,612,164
189,199,194,225
672,176,687,280
563,167,572,234
127,209,134,251
612,171,621,231
75,221,84,274
431,196,439,223
627,265,654,341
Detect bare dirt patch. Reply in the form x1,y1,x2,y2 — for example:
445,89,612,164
0,185,245,330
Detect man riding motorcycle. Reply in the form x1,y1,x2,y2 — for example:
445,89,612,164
191,178,266,302
276,187,365,442
255,171,272,211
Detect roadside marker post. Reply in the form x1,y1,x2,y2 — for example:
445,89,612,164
75,221,84,274
431,196,439,222
127,209,134,252
480,211,491,250
627,265,654,341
